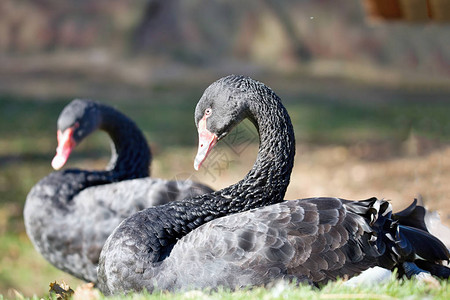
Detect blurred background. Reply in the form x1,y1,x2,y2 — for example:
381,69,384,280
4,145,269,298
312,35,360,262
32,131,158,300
0,0,449,297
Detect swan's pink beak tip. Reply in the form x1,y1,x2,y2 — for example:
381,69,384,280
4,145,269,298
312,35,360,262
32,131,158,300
51,155,66,170
51,128,76,170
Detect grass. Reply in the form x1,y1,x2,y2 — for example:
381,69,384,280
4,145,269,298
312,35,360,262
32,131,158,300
1,81,450,298
287,97,450,144
3,277,450,300
0,233,83,298
102,279,449,300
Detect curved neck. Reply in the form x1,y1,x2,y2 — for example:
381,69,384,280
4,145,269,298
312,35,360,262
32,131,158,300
44,104,152,206
139,89,295,265
222,91,296,206
98,104,151,181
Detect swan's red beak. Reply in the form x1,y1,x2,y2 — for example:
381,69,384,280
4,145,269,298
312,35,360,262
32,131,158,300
51,127,76,170
194,116,218,171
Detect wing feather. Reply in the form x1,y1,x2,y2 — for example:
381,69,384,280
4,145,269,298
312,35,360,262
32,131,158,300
155,197,379,289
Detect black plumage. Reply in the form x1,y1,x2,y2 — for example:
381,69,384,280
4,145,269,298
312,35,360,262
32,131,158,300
24,99,213,283
97,75,449,294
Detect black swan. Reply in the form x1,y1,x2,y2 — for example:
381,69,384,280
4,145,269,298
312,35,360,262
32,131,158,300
97,75,449,294
24,99,213,283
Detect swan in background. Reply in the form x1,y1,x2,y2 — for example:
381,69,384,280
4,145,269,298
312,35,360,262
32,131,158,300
24,99,213,283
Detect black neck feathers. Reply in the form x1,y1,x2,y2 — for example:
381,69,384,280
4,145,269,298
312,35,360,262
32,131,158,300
97,103,151,180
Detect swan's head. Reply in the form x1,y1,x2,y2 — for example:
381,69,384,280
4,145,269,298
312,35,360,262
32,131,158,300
194,75,254,170
52,99,101,170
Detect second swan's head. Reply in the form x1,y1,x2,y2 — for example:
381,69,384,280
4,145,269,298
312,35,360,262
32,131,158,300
194,75,272,170
52,99,101,170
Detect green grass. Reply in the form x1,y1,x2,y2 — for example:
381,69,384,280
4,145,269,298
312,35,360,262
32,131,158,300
3,277,449,300
0,233,83,298
287,98,450,144
1,87,450,297
101,279,450,300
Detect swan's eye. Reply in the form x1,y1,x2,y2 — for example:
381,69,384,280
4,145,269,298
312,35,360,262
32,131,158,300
205,108,212,116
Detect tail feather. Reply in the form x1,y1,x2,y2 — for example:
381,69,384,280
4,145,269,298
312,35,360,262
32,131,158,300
415,260,450,278
393,198,450,249
392,199,450,263
385,200,449,279
397,225,449,262
392,199,428,232
350,198,450,279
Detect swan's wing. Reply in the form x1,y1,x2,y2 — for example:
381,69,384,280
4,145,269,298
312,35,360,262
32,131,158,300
161,179,214,204
161,197,376,289
24,174,211,283
74,178,212,262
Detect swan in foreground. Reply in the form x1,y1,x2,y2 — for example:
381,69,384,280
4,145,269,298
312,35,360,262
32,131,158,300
24,99,213,283
98,75,449,294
